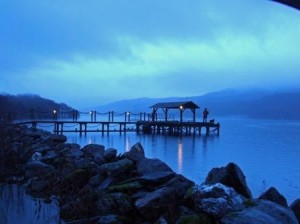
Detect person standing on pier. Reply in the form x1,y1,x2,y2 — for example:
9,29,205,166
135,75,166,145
203,108,209,123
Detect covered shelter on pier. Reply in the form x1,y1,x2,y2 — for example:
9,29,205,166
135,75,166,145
150,101,199,123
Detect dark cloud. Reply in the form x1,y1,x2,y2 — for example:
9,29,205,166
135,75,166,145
1,0,300,107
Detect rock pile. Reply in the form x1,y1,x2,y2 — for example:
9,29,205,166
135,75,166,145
1,124,300,224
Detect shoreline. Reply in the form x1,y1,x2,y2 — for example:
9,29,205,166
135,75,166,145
1,123,300,223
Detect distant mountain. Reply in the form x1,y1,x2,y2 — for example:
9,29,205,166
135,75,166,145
95,88,300,120
0,93,75,121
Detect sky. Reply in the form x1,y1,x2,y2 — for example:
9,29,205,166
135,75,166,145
1,0,300,109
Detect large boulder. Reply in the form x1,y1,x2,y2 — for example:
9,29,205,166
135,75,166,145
137,157,174,175
59,169,90,194
25,161,55,179
96,192,133,216
60,191,98,221
123,142,145,162
82,144,105,159
259,187,288,207
137,171,176,185
40,134,67,146
97,215,128,224
104,148,117,162
175,206,213,224
41,149,59,164
221,199,298,224
60,143,83,162
185,183,244,219
98,158,133,177
204,162,252,198
134,187,175,221
163,174,195,198
290,199,300,224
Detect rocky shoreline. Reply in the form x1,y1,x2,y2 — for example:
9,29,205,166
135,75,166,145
1,123,300,224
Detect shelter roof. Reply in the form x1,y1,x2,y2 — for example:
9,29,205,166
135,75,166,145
150,101,199,109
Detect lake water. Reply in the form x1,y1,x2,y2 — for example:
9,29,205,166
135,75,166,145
1,117,300,223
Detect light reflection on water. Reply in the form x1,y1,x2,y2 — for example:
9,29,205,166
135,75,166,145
2,117,300,223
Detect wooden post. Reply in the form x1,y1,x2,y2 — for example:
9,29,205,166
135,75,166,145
180,110,183,123
90,111,93,122
192,108,196,122
79,123,82,136
206,126,210,135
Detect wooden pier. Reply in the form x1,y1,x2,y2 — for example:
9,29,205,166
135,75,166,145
16,120,219,136
14,101,220,136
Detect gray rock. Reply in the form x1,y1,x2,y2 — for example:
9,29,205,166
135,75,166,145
27,179,48,192
175,206,213,224
137,157,173,175
186,183,244,219
25,161,55,179
89,174,106,187
61,144,82,161
163,174,195,198
96,192,132,215
290,199,300,224
31,152,42,161
137,171,175,185
60,192,98,221
98,158,133,176
135,187,175,221
94,154,105,165
104,148,117,162
123,142,145,162
33,145,51,154
41,134,67,146
221,199,298,224
259,187,288,207
204,162,252,198
74,157,93,169
50,134,67,143
42,150,59,163
82,144,105,158
97,215,125,224
97,177,116,191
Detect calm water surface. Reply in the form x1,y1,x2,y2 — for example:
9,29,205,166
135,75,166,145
67,117,300,203
1,117,300,223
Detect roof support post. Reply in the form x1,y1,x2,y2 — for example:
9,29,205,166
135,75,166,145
179,107,184,123
191,108,196,122
162,108,169,122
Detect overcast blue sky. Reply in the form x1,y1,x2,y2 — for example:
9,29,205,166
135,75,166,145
1,0,300,108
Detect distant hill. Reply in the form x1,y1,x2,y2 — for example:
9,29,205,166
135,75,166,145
0,93,75,121
95,88,300,120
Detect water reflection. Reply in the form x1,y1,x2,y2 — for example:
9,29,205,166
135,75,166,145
177,140,183,173
0,184,61,224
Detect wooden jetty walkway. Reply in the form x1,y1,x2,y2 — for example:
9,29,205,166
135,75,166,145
16,120,220,136
14,101,220,136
